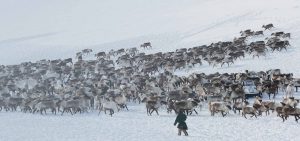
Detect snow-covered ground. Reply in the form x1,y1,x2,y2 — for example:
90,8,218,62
1,0,300,141
1,92,300,141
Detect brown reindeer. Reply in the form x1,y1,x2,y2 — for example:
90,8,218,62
262,23,274,30
140,42,152,49
261,101,276,115
142,96,166,116
280,102,300,122
242,101,257,119
232,101,243,114
253,101,267,116
254,31,264,36
262,82,278,99
209,101,231,117
174,99,199,115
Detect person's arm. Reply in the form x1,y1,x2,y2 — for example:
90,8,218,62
174,116,179,126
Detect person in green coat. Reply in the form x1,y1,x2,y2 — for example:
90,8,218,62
174,110,188,136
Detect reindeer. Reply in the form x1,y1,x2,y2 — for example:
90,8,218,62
82,49,93,55
262,23,274,30
33,100,58,115
140,42,152,49
280,102,300,122
98,97,119,117
59,99,84,115
269,41,290,51
242,101,257,119
113,93,128,110
271,32,284,37
252,97,267,116
262,82,278,99
240,29,254,37
282,97,299,108
95,52,106,59
142,96,166,116
282,33,291,38
76,52,83,60
229,85,245,103
173,98,199,115
261,101,277,115
20,98,40,113
232,101,243,114
209,101,231,117
253,31,264,36
285,83,295,98
221,57,234,67
0,99,8,111
5,97,23,111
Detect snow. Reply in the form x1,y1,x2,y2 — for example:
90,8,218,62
1,0,300,141
1,99,300,141
1,0,300,68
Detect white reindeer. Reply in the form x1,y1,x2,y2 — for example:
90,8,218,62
285,83,295,98
114,93,128,110
98,97,119,116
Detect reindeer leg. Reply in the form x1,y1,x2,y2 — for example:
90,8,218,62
149,109,153,116
297,115,300,122
67,109,72,115
259,111,262,116
147,108,151,116
243,114,247,119
167,108,170,113
50,108,54,115
110,109,114,117
32,109,36,114
194,109,198,115
150,109,156,116
148,108,152,116
61,109,65,116
221,112,225,117
154,109,159,116
146,108,149,116
98,109,101,116
282,115,286,122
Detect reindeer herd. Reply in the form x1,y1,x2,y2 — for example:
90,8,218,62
0,23,299,122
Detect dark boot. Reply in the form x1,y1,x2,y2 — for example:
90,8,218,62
178,129,182,136
183,130,188,136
